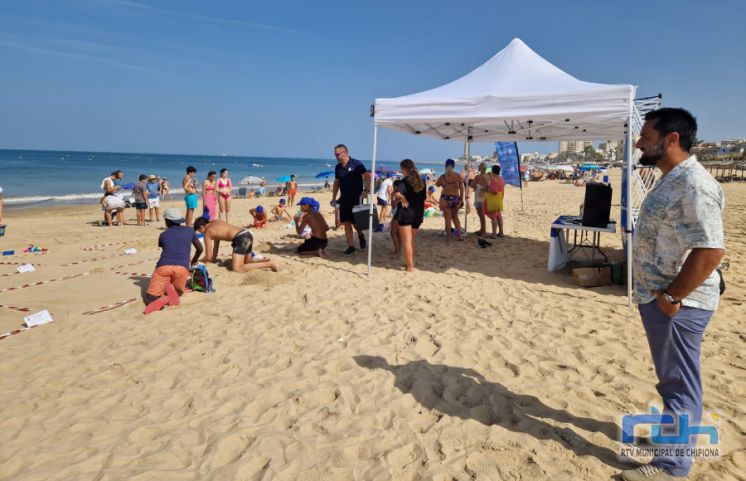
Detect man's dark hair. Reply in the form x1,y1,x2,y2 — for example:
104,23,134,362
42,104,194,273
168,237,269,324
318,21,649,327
644,108,698,152
193,217,210,230
187,166,197,174
334,144,348,153
139,174,147,181
492,165,501,175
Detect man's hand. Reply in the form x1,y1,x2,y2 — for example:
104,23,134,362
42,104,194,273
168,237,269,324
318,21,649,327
652,290,681,317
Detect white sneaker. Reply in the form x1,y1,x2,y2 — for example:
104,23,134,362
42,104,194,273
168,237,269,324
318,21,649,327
622,465,677,481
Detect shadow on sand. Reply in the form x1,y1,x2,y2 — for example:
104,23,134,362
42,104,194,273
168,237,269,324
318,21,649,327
354,355,635,471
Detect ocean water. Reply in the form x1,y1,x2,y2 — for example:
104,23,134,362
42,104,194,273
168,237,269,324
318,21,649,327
0,149,442,207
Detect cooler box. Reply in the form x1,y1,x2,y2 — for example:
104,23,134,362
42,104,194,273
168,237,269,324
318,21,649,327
352,200,379,232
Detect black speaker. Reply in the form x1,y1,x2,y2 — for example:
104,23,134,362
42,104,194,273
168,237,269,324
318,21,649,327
582,183,612,227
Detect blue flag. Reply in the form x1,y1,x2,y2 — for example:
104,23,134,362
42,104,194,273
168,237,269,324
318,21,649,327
495,142,521,188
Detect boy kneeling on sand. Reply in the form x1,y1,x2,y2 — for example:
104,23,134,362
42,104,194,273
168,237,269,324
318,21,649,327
193,217,280,272
144,208,203,314
295,197,329,257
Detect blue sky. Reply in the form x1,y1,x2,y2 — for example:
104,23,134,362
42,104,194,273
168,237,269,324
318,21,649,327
1,0,744,161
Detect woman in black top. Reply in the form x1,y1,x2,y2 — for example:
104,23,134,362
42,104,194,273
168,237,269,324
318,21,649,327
392,159,426,272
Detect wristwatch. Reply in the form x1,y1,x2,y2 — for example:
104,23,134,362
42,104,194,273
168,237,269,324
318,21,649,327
662,291,681,305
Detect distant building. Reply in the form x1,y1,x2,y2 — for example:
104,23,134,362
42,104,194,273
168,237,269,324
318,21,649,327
558,140,592,154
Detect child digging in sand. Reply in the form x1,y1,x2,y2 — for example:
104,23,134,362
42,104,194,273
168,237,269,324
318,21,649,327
143,208,203,314
294,197,329,257
250,205,268,228
270,198,292,222
193,217,280,272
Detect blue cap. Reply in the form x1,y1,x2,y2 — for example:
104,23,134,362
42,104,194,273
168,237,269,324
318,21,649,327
279,198,286,204
445,158,456,168
428,186,436,192
256,205,264,213
297,196,314,206
311,200,320,212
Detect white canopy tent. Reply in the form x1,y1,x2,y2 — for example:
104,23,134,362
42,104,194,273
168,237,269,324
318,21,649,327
366,38,639,302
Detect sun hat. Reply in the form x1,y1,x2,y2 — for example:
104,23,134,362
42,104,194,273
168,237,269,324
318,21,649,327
296,197,314,206
163,207,185,224
148,174,157,180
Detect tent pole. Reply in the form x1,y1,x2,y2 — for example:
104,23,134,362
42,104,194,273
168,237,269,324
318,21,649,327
367,125,378,276
625,93,634,306
463,130,472,236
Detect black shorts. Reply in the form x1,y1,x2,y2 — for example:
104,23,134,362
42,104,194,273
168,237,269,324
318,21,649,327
297,236,328,253
231,229,253,255
395,207,423,229
134,202,148,210
338,198,360,223
377,197,388,207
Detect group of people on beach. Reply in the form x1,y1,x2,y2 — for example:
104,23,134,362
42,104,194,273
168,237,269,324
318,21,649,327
182,167,234,226
100,171,170,226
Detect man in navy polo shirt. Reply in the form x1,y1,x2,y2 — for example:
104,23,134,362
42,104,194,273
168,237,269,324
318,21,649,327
331,144,371,256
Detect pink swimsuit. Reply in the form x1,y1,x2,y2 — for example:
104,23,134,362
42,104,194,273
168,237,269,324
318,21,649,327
217,178,232,199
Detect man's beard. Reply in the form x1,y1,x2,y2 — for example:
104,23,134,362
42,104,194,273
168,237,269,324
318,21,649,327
639,139,665,166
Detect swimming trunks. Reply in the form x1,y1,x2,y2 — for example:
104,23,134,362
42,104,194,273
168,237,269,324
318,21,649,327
297,236,328,253
441,194,461,209
184,193,198,210
231,229,253,255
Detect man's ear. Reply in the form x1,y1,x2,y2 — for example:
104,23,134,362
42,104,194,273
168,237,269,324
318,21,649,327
666,131,681,150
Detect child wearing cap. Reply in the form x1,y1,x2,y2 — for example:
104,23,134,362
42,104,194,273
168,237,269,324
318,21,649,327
250,205,268,228
270,198,292,222
295,197,329,257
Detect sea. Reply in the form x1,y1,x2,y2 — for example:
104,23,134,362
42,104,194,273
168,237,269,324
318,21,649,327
0,149,444,208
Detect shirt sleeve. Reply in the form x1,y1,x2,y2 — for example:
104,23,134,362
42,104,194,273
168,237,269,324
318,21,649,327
356,161,367,176
677,178,724,249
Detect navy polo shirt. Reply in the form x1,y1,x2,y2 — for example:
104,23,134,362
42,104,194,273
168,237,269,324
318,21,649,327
335,157,367,201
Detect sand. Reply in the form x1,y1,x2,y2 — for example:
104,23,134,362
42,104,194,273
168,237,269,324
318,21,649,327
1,172,744,481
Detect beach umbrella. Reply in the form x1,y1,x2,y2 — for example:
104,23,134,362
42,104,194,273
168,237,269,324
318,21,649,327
239,176,263,185
277,175,292,183
579,163,601,171
315,170,334,178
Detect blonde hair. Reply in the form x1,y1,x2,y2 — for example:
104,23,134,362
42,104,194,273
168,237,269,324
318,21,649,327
400,159,425,193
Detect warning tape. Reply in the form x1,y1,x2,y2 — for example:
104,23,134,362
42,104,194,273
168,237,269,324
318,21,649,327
0,325,39,341
0,271,22,278
82,241,135,251
59,253,129,266
0,304,32,312
83,297,137,315
114,271,149,277
110,257,159,271
0,273,89,294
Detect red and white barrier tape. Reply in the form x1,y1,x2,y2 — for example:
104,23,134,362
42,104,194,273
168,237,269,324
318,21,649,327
114,271,149,277
0,273,89,294
82,241,135,251
0,304,32,312
0,325,40,341
83,297,137,315
59,253,128,266
110,257,159,271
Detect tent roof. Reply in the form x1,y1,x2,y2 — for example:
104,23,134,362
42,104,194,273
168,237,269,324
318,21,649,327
373,38,636,142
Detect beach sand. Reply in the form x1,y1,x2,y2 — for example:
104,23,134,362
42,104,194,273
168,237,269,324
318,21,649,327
1,172,744,481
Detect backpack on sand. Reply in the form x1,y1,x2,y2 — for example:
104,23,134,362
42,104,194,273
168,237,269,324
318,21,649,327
190,264,214,293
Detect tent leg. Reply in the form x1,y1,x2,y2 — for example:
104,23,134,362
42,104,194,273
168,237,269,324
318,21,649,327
625,100,634,306
367,125,378,276
463,135,471,237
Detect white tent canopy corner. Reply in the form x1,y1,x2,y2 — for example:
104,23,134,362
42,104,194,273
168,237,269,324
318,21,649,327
366,37,638,303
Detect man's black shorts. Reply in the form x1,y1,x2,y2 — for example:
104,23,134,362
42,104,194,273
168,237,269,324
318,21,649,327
297,236,328,253
338,197,360,224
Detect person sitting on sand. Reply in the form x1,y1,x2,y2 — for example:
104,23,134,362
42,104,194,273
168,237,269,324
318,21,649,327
424,185,439,209
193,217,280,272
294,197,329,257
250,205,268,228
270,198,292,222
143,208,203,315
